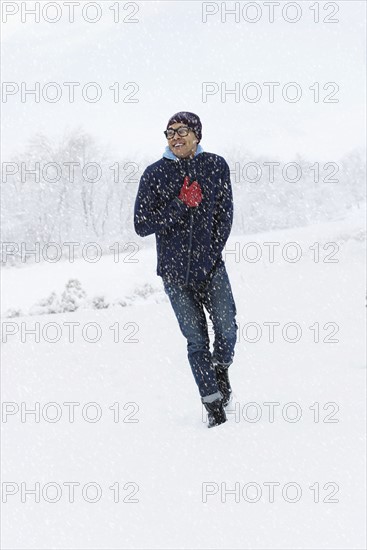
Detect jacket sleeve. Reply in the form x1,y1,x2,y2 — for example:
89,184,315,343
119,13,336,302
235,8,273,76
134,167,189,237
209,160,233,261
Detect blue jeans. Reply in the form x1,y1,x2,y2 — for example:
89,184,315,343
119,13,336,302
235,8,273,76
163,263,238,401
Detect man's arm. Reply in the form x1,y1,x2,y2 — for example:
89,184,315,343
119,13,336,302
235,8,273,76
134,168,189,237
209,159,233,261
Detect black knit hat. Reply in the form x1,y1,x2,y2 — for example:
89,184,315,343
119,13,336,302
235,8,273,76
166,111,202,143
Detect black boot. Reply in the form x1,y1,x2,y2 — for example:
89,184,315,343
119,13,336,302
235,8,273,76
215,364,232,407
202,397,227,428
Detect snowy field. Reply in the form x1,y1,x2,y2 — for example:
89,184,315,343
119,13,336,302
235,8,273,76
1,207,366,549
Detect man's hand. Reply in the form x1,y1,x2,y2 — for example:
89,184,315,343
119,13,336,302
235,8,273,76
178,176,203,207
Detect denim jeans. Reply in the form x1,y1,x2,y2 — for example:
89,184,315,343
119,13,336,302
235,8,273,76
163,263,238,401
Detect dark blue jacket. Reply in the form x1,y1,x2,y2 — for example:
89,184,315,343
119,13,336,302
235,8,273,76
134,146,233,287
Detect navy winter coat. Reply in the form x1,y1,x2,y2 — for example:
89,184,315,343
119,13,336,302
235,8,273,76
134,146,233,287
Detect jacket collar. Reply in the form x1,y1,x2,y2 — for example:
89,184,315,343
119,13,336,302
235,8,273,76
162,143,204,161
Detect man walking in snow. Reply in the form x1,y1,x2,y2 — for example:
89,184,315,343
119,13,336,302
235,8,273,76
134,112,238,427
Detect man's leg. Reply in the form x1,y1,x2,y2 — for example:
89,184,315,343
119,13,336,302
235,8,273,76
163,281,221,401
198,264,238,406
200,264,238,366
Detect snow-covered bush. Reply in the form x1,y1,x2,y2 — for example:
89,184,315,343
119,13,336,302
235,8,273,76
91,295,109,309
29,292,61,316
60,279,87,312
133,283,156,299
3,308,23,318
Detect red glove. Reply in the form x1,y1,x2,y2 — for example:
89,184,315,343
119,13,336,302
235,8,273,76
178,176,203,207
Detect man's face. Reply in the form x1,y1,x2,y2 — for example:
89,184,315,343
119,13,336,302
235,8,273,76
166,122,198,159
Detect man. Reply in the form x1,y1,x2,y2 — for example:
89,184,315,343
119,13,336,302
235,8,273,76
134,111,238,428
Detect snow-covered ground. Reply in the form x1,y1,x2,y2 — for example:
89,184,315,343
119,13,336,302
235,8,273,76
1,207,366,549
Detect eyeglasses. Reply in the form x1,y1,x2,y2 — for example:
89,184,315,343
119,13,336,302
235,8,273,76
164,126,192,139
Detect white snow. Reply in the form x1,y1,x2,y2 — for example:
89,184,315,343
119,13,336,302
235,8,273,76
1,208,366,549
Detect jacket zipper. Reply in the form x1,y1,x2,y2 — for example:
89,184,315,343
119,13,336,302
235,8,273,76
180,158,197,286
185,209,194,285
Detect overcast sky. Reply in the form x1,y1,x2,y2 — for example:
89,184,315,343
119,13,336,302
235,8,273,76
1,0,366,162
